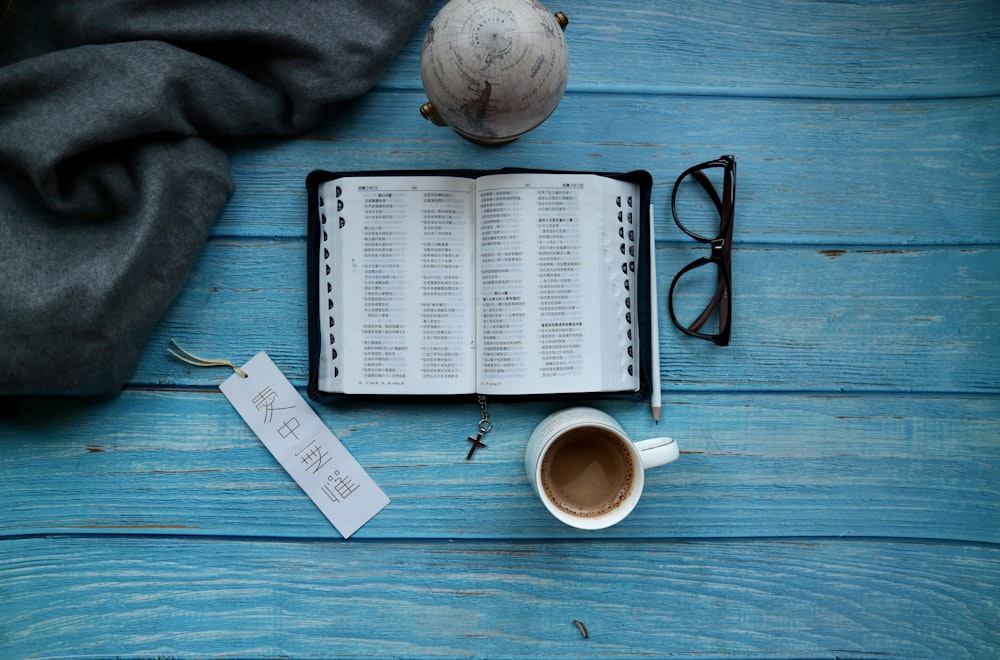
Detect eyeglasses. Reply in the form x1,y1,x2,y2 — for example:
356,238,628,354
667,155,736,346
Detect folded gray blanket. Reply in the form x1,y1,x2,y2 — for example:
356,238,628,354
0,0,431,395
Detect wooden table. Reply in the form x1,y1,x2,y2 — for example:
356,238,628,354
3,1,998,657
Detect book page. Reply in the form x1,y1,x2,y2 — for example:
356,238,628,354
317,176,477,395
474,173,640,395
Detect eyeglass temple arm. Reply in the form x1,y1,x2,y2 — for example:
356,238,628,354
686,270,729,333
684,169,729,333
691,170,724,214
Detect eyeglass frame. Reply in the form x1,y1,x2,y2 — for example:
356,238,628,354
667,155,736,346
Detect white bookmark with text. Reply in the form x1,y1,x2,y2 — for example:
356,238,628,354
219,352,389,538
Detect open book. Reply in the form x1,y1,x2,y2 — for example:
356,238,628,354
306,168,653,402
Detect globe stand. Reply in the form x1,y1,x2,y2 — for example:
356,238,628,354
420,102,526,146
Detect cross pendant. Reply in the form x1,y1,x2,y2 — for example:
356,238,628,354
466,432,487,460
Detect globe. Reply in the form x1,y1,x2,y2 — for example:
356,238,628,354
419,0,569,145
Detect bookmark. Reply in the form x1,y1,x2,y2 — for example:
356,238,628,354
170,342,389,538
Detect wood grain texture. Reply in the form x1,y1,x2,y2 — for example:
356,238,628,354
1,392,996,543
383,0,1000,98
216,93,1000,244
2,0,999,657
2,537,998,659
122,241,1000,394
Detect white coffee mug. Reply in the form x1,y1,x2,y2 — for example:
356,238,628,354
525,407,679,530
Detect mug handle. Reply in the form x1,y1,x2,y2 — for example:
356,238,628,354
635,437,679,470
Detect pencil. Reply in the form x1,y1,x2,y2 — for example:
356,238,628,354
649,205,661,423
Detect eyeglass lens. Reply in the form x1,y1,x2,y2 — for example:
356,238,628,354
670,259,728,337
672,165,726,241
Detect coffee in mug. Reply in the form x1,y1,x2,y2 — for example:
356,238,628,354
526,407,679,530
540,426,635,518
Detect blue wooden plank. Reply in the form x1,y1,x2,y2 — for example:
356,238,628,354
384,1,1000,99
215,91,1000,245
126,241,999,394
2,391,996,542
2,537,996,658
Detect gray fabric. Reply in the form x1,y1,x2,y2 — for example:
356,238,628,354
0,0,432,395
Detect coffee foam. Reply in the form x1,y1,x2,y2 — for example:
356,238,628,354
540,426,634,518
